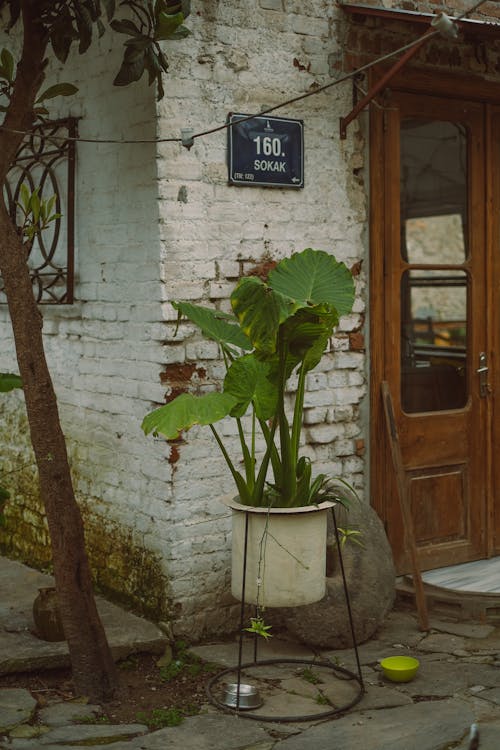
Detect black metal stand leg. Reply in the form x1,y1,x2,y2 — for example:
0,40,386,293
235,511,250,709
331,506,364,690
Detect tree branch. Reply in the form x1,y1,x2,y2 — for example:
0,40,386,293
0,0,48,181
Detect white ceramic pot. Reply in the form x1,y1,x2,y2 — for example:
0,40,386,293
223,497,334,607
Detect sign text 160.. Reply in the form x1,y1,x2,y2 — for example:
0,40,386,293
253,135,283,157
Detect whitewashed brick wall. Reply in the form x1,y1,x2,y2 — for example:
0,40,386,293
0,0,368,639
154,0,368,636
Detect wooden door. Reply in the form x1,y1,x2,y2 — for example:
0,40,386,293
371,90,489,573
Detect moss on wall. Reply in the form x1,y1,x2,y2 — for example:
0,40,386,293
79,499,170,622
1,484,171,621
0,402,170,622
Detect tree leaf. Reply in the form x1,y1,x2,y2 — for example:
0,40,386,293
74,2,94,53
142,391,236,439
167,25,190,39
30,189,40,224
113,50,146,86
0,373,23,392
102,0,116,21
50,29,74,64
0,49,14,82
154,10,183,40
36,83,78,103
110,18,142,36
19,183,31,212
5,0,20,29
49,9,77,63
165,0,191,19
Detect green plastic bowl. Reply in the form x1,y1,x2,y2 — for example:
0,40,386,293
380,655,420,683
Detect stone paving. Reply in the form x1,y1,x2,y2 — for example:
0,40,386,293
1,557,500,748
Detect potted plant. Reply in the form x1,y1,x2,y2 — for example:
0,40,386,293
142,248,355,610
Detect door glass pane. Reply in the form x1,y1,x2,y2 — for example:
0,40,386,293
405,214,465,265
400,119,467,263
400,116,469,413
401,270,468,413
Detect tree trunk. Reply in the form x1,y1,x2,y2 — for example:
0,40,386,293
0,1,119,701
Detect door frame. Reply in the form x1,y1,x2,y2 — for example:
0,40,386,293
369,66,500,567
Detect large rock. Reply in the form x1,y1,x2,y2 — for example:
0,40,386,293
272,501,396,648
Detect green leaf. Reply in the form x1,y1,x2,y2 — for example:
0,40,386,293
113,48,146,86
154,10,183,40
110,18,142,36
268,248,355,317
45,195,57,216
0,48,14,82
0,373,23,392
168,25,190,39
6,0,20,30
19,183,31,212
124,36,152,50
283,306,338,374
0,486,9,501
49,11,75,64
30,189,40,223
142,391,237,439
36,83,78,103
244,617,272,639
74,2,94,53
102,0,116,21
223,355,276,421
231,277,296,355
172,301,252,352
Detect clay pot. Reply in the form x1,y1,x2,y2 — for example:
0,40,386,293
32,587,65,642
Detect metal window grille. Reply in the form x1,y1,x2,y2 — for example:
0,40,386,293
1,118,77,304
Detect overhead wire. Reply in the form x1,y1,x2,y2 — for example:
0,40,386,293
0,0,490,147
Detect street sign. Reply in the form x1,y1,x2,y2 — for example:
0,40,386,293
228,113,304,188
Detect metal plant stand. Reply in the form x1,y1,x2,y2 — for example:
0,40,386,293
206,506,365,722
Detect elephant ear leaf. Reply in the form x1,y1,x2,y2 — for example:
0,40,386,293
142,391,236,439
231,276,295,355
173,301,252,352
224,354,276,420
268,247,355,316
0,373,23,392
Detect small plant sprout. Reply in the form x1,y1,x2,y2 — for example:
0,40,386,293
244,616,273,640
337,527,364,549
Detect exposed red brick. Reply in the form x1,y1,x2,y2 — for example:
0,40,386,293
355,439,365,456
349,332,365,351
160,363,198,384
246,257,278,280
350,260,363,276
168,444,181,464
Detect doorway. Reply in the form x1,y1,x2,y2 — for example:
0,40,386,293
370,72,500,574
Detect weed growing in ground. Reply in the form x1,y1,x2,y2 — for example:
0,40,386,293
159,641,218,683
299,668,323,685
315,692,331,706
75,714,111,724
136,707,183,728
136,703,200,729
